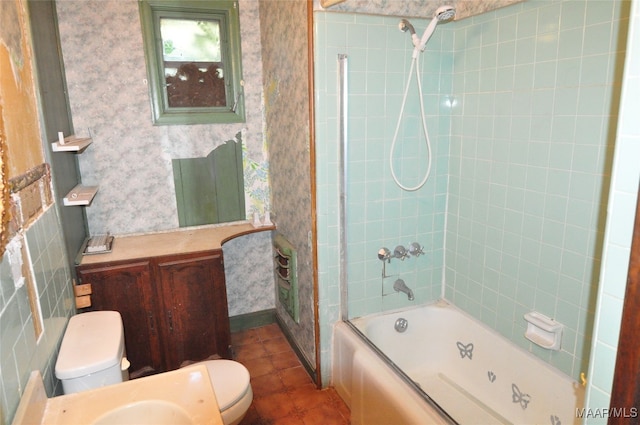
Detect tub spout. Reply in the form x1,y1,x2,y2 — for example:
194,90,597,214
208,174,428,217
393,279,414,301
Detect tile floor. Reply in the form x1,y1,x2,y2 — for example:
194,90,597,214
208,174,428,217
231,323,350,425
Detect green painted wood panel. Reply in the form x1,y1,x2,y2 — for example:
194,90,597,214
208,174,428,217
173,136,245,226
29,0,87,271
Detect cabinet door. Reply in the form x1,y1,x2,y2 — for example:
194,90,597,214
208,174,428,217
77,261,163,378
155,251,231,370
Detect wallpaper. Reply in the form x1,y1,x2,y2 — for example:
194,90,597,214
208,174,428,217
314,0,525,20
55,0,269,235
222,231,275,317
258,0,317,370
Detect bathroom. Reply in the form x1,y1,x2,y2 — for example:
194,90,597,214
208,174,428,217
1,0,639,424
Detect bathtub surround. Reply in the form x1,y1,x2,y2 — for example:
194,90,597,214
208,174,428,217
314,0,639,415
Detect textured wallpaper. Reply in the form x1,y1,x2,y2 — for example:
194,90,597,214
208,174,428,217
222,231,275,317
314,0,525,20
55,0,269,235
259,0,316,369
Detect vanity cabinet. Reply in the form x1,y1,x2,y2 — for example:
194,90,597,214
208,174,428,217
155,252,230,371
76,250,230,378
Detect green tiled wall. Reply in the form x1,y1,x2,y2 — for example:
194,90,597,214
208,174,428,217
445,0,629,381
314,11,452,384
0,208,74,423
318,12,451,316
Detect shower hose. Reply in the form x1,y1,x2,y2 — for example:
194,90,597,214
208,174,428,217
389,52,433,192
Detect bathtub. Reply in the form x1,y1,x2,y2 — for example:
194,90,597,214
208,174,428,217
332,300,584,425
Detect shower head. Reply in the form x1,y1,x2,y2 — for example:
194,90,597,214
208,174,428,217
412,5,456,57
435,5,456,22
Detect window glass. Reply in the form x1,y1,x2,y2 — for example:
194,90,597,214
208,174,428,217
161,18,226,108
139,1,244,125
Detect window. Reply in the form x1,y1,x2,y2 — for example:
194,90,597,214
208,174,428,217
139,0,245,125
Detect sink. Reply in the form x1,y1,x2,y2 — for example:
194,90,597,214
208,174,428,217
12,366,222,425
93,400,192,425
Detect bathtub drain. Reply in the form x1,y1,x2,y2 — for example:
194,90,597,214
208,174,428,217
395,318,409,333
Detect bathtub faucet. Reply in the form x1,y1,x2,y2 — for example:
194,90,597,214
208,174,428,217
393,279,414,301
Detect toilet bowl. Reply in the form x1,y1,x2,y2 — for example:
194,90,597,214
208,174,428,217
185,360,253,425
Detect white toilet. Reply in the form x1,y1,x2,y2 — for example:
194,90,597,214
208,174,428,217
184,360,253,425
54,311,253,425
55,311,129,394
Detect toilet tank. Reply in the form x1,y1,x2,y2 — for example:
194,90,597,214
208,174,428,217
55,311,129,394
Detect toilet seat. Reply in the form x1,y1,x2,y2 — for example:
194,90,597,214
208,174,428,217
201,360,251,411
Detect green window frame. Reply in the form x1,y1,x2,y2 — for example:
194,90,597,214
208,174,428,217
139,0,245,125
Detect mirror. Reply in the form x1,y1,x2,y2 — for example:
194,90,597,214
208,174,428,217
139,0,245,125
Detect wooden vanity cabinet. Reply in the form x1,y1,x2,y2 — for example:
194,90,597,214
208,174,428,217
76,260,162,379
76,250,231,378
155,251,230,371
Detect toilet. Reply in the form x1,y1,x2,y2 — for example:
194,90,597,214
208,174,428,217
184,360,253,425
54,311,253,425
55,311,129,394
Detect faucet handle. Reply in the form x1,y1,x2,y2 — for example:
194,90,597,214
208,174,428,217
409,242,424,257
394,245,408,261
378,247,392,263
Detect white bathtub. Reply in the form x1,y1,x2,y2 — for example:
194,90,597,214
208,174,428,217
332,300,585,425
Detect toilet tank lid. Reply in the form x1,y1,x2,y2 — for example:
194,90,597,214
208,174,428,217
55,311,125,380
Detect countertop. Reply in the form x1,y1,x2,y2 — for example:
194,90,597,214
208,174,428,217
77,221,275,265
12,368,223,425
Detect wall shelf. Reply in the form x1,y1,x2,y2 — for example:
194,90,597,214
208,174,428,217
52,135,92,153
63,185,98,206
54,132,98,207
